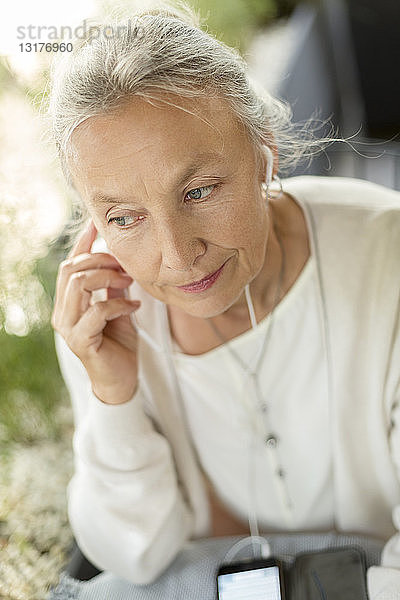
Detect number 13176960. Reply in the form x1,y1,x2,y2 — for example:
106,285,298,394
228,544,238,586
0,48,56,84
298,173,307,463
19,42,73,52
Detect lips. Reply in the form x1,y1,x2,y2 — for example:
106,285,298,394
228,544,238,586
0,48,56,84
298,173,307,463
177,261,228,293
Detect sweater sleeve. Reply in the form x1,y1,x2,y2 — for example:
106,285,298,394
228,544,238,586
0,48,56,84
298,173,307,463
368,372,400,598
55,332,194,584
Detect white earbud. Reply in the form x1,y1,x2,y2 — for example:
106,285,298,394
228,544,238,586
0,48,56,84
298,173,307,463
263,145,274,189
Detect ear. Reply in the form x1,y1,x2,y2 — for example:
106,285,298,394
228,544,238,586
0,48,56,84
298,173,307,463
257,140,280,186
270,143,279,177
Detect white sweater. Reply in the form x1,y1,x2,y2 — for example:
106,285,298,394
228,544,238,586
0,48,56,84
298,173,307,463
170,254,334,531
55,176,400,597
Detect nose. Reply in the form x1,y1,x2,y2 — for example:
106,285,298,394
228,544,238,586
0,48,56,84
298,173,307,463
157,217,206,272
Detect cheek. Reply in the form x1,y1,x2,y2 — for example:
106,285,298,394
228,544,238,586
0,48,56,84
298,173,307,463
106,235,158,281
230,208,268,270
222,201,266,248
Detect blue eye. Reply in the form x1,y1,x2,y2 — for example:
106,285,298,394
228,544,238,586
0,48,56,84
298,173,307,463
107,215,140,227
186,185,215,201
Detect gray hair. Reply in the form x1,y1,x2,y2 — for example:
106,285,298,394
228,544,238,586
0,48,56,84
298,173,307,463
48,0,330,187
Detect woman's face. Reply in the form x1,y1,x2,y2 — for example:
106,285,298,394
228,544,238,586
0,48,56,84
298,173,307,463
69,95,269,318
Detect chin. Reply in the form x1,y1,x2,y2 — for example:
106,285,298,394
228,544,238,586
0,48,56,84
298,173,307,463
177,289,243,320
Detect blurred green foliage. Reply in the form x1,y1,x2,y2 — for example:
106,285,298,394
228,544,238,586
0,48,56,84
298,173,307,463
188,0,304,51
192,0,278,50
0,326,67,448
0,245,68,451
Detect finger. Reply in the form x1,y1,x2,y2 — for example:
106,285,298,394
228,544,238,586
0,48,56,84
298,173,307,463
71,298,141,352
62,251,125,274
68,220,98,259
61,269,134,328
107,275,133,300
104,312,138,353
107,287,126,300
54,220,97,307
55,252,127,309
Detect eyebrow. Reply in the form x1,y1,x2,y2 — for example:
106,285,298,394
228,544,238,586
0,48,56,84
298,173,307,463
90,152,225,205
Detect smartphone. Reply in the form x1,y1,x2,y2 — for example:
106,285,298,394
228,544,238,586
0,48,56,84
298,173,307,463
217,557,286,600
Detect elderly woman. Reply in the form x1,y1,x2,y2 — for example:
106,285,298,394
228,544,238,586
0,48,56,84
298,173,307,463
49,1,400,598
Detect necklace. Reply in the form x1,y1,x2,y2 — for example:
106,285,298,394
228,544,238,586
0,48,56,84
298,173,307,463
207,216,294,534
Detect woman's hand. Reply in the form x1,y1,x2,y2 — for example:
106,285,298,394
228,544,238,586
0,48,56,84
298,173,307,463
52,221,141,405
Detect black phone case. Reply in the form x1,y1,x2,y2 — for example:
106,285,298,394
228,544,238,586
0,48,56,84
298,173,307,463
287,546,369,600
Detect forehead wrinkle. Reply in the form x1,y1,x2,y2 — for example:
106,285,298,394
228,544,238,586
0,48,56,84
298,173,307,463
89,150,227,206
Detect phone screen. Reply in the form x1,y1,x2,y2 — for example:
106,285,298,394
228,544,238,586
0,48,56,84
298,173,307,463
217,565,282,600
